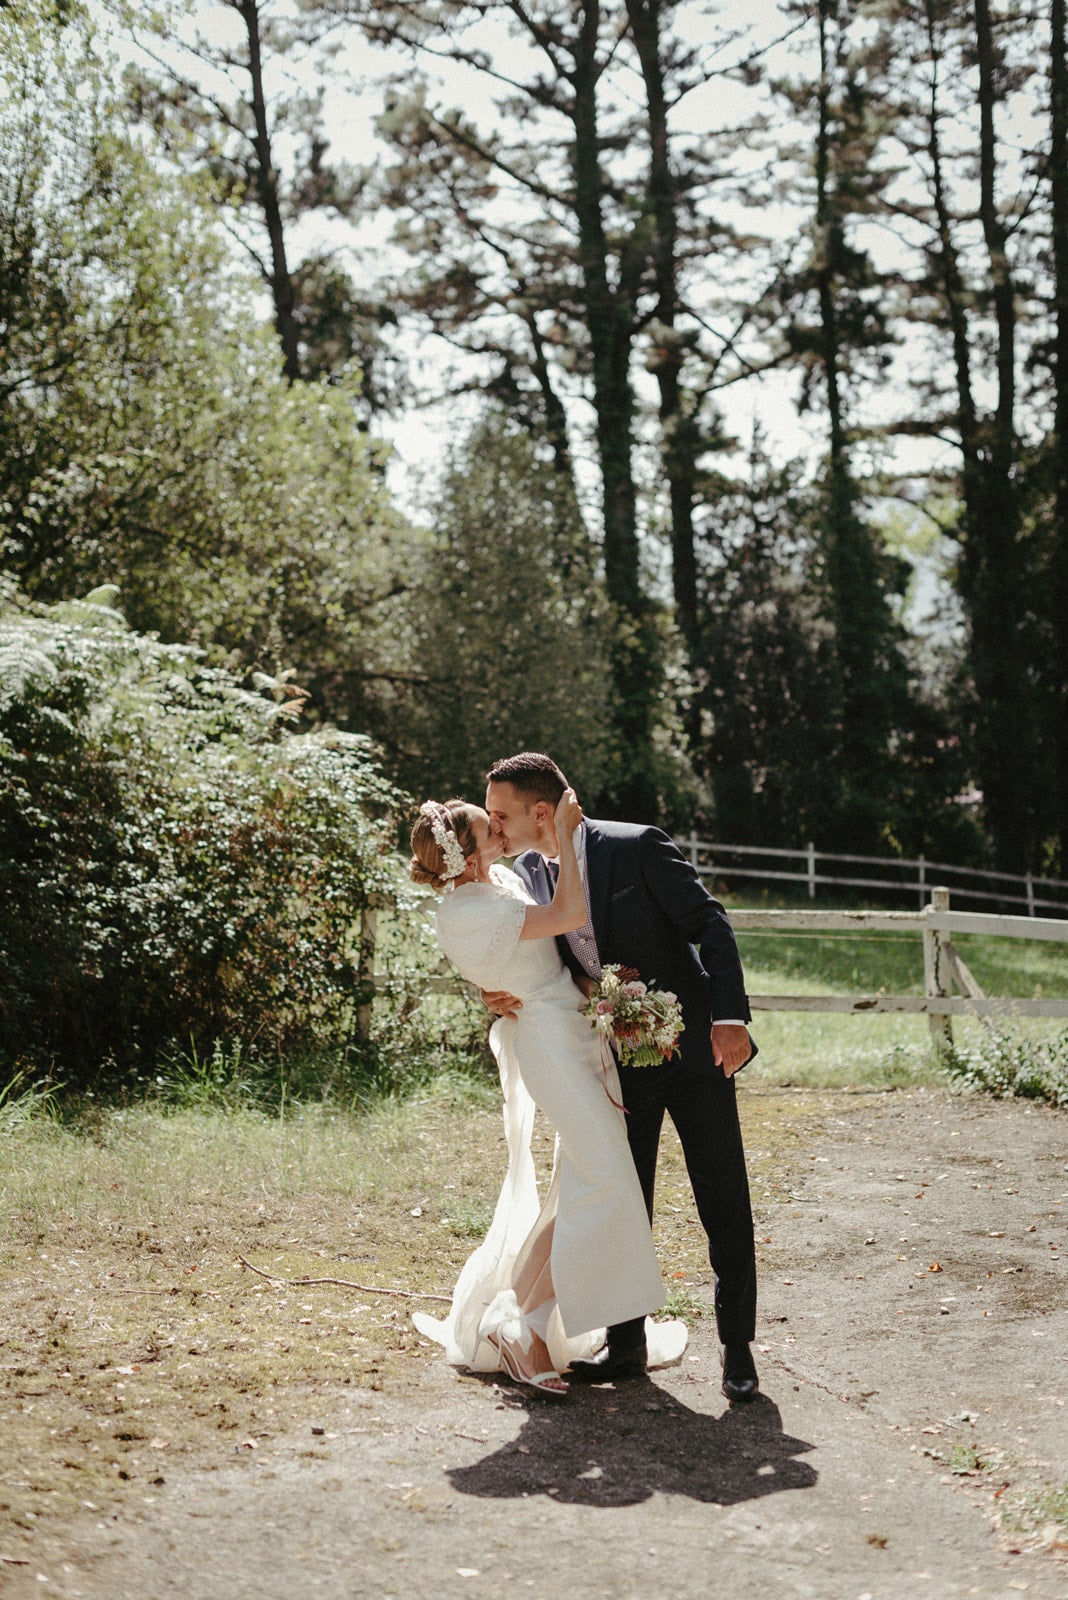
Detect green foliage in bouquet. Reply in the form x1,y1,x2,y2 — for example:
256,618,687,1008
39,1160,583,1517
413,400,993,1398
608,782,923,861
0,580,407,1088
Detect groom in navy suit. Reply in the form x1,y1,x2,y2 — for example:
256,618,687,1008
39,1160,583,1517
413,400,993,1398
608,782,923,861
484,751,760,1402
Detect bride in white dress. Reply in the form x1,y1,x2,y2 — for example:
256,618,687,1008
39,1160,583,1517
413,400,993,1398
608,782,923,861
408,790,683,1396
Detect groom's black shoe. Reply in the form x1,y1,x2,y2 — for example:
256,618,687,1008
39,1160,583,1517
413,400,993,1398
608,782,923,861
568,1343,648,1383
721,1342,759,1403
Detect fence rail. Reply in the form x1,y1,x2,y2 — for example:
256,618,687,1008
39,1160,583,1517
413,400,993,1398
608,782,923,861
363,889,1068,1048
734,888,1068,1043
683,836,1068,916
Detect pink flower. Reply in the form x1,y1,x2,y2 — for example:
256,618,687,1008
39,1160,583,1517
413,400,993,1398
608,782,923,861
623,981,647,998
661,991,677,1005
596,999,614,1015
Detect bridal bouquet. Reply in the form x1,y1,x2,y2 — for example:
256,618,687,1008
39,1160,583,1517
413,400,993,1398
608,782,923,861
584,964,685,1068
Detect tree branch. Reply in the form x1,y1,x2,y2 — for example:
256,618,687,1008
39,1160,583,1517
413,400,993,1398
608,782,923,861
236,1254,451,1300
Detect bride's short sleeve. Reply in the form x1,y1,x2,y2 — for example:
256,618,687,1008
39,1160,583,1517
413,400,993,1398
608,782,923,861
434,884,527,983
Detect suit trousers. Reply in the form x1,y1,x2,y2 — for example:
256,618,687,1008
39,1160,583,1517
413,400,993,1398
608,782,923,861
607,1055,757,1351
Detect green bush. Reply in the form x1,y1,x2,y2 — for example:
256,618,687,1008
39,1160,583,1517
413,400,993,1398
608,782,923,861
0,580,407,1087
943,1029,1068,1108
360,897,495,1094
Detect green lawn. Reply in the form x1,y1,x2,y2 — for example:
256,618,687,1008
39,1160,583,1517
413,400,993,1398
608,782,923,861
735,925,1068,1000
723,895,1068,1091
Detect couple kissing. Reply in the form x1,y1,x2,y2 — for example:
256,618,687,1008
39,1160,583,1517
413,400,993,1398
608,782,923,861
408,751,758,1403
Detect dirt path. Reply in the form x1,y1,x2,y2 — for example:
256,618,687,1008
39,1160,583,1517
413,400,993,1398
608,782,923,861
3,1088,1065,1600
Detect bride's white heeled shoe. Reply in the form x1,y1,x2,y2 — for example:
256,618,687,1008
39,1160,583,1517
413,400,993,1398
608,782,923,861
489,1333,568,1398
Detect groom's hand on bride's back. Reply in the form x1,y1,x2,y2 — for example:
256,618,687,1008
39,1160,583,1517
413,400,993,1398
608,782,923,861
481,988,522,1020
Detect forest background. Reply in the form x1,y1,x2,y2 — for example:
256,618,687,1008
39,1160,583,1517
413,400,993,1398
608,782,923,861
4,0,1068,1088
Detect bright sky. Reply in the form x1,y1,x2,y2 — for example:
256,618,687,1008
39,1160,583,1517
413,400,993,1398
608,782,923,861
100,0,1040,630
107,0,838,484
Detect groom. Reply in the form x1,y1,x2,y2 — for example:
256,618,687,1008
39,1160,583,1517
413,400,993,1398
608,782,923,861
483,751,760,1403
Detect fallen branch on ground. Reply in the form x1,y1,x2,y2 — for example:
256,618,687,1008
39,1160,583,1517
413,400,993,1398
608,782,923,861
236,1255,451,1302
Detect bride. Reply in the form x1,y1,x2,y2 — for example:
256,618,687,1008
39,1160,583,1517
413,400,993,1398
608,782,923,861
408,788,682,1396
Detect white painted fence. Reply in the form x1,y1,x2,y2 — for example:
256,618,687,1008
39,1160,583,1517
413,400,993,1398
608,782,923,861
732,887,1068,1045
683,836,1068,917
363,887,1068,1048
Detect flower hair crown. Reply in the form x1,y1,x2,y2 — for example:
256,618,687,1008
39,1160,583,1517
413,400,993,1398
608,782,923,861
420,801,468,881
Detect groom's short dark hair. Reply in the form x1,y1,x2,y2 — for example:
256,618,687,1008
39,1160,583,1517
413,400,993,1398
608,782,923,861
485,752,567,806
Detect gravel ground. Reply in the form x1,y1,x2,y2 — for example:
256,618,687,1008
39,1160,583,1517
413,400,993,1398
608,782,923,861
3,1087,1065,1600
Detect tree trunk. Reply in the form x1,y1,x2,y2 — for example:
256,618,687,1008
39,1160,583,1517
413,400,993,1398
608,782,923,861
924,0,979,478
966,0,1031,870
815,1,847,482
808,0,910,849
1050,0,1068,870
626,0,700,660
572,0,641,614
525,310,574,481
571,0,659,817
813,0,857,747
920,0,1032,869
239,0,301,383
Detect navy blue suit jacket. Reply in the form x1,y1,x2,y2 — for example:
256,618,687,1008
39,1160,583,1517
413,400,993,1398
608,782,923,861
515,819,752,1075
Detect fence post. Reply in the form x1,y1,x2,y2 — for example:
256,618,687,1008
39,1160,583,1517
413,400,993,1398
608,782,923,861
354,904,379,1047
917,852,926,910
923,886,953,1050
688,831,700,870
1026,872,1035,917
807,841,816,900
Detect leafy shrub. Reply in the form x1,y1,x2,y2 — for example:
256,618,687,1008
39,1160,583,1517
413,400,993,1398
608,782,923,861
369,899,488,1041
0,1070,59,1134
0,581,407,1087
943,1029,1068,1108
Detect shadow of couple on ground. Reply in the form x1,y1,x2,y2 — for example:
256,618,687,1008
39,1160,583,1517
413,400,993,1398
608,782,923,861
447,1374,817,1510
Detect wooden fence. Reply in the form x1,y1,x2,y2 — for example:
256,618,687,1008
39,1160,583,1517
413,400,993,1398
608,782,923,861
732,887,1068,1045
683,836,1068,917
359,887,1068,1047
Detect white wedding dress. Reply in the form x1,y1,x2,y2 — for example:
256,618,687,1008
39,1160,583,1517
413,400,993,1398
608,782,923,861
413,864,686,1374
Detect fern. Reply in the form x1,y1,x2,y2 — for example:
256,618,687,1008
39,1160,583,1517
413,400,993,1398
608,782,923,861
0,627,61,709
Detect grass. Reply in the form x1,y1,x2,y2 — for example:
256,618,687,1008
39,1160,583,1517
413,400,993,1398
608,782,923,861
370,876,1061,1100
941,1030,1068,1107
333,886,1068,1101
372,885,1068,1097
439,1196,495,1238
660,1281,712,1323
1002,1482,1068,1549
0,1080,822,1552
733,923,1068,1001
2,881,1064,1556
152,1028,490,1117
724,894,1068,1096
0,1080,502,1540
945,1438,994,1475
0,1070,61,1134
923,1423,1068,1554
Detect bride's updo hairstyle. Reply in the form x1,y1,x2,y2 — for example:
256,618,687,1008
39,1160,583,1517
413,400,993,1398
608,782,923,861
409,800,480,892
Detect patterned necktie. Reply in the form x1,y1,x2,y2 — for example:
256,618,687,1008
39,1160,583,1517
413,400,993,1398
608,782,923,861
546,859,601,979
